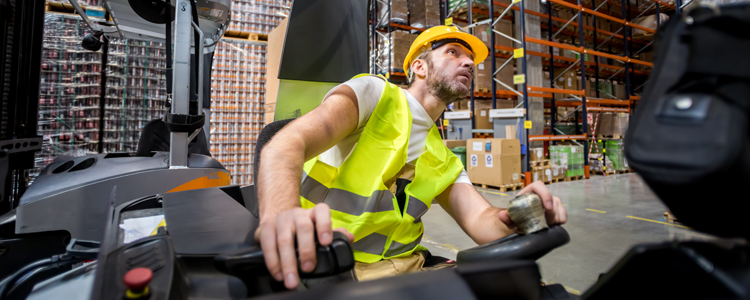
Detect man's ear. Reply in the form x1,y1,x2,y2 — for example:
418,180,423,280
412,58,428,79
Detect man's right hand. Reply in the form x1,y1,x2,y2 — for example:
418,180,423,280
254,203,354,289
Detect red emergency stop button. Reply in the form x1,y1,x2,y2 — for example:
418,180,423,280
124,267,152,299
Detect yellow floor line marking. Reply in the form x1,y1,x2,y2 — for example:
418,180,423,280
422,237,459,254
477,189,508,196
562,204,568,207
626,216,690,229
586,208,607,213
563,285,581,295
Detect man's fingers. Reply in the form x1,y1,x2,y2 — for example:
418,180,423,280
294,212,317,274
518,181,554,210
555,197,567,224
276,216,299,289
259,222,283,282
311,203,333,245
333,227,355,242
497,210,517,230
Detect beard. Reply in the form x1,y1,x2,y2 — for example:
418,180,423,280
425,61,471,105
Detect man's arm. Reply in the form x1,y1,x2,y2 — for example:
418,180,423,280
435,181,567,245
256,85,359,289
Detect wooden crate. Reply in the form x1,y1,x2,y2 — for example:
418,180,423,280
222,30,268,42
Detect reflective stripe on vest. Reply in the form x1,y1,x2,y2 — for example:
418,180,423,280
299,74,463,263
351,232,423,257
301,172,429,221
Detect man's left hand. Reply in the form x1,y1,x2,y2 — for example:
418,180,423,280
498,181,567,230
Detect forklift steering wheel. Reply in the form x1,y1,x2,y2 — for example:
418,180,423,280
456,226,570,264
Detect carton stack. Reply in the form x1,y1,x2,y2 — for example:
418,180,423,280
594,112,629,137
550,145,584,178
410,0,440,29
473,100,494,130
475,57,514,93
379,0,409,24
466,139,522,187
529,147,553,183
390,30,413,72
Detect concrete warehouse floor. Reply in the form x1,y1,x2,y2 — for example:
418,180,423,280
421,173,718,295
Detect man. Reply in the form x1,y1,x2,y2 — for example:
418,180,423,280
256,26,567,289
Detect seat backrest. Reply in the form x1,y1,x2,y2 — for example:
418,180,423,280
251,118,296,217
135,119,211,157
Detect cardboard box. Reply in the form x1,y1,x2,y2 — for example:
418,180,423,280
379,0,408,23
466,138,522,186
551,165,566,180
614,83,627,99
529,147,544,161
473,100,493,130
475,57,514,92
542,166,553,182
474,19,513,50
531,167,543,183
389,30,412,71
410,0,440,29
443,139,467,149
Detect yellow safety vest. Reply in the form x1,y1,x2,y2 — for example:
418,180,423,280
300,74,464,263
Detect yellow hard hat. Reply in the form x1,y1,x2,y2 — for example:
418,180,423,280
403,25,489,74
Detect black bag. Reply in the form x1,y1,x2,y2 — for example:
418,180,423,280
625,3,750,240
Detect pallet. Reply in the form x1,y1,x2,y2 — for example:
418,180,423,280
475,182,524,192
564,175,585,181
549,177,565,184
591,169,616,176
222,30,268,42
530,160,550,167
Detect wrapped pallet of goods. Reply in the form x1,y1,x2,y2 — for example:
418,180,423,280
605,140,629,171
550,145,584,178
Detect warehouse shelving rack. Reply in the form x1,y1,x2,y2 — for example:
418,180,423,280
33,1,290,186
370,0,681,184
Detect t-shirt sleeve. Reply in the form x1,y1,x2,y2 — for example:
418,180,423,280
454,169,472,185
321,76,385,130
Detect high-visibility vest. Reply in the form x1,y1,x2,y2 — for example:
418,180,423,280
300,74,464,263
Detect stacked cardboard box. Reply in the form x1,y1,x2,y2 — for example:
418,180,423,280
473,100,494,130
529,147,552,183
550,145,584,177
595,112,629,137
390,30,412,72
466,139,522,186
475,57,514,92
613,82,626,99
379,0,409,24
410,0,440,29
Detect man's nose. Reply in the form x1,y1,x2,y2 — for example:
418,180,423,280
462,58,474,71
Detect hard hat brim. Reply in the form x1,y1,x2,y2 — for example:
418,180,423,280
403,30,489,75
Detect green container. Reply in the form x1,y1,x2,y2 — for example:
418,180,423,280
451,147,467,170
